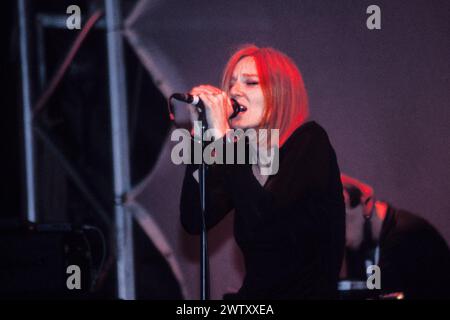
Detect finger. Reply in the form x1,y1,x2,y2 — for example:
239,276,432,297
196,84,221,93
207,92,227,111
191,85,222,96
203,85,222,94
220,92,233,115
190,88,205,96
198,93,213,109
221,92,232,107
200,93,223,116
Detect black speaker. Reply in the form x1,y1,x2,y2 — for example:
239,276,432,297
0,221,93,299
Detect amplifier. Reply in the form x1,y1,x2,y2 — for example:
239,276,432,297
0,222,94,299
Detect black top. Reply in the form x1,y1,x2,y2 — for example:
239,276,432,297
345,205,450,299
380,206,450,299
180,121,346,299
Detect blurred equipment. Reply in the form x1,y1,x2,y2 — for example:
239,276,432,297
338,280,379,300
0,220,95,299
340,174,450,299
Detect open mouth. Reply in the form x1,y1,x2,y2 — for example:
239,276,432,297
229,100,247,120
236,100,247,109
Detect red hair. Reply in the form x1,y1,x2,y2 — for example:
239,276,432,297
221,44,309,146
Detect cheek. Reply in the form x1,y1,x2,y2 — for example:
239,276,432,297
255,91,265,113
346,221,365,249
346,216,362,241
255,102,265,119
249,92,265,121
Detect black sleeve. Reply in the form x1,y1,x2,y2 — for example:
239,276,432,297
179,153,234,235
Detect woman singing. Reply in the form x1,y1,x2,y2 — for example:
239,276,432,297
180,45,345,299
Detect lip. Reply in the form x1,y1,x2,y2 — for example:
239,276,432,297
237,101,247,109
231,98,247,109
231,112,244,122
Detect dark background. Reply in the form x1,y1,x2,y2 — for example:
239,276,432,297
1,0,178,299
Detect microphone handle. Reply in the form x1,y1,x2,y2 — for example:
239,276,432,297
170,93,247,119
229,100,247,119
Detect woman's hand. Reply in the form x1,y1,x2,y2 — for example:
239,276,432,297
189,85,233,140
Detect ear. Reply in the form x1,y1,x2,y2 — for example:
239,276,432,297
342,188,350,208
362,195,375,219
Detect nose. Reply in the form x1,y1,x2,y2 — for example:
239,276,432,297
229,81,243,97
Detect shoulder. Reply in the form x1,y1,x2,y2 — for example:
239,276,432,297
386,206,449,249
394,208,436,235
281,121,332,153
292,120,328,138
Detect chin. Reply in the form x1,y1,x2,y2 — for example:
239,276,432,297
231,119,245,129
231,118,258,130
346,239,362,251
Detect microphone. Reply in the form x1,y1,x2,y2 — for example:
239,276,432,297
171,93,247,119
172,93,201,106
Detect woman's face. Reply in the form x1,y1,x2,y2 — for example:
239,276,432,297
228,56,265,129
